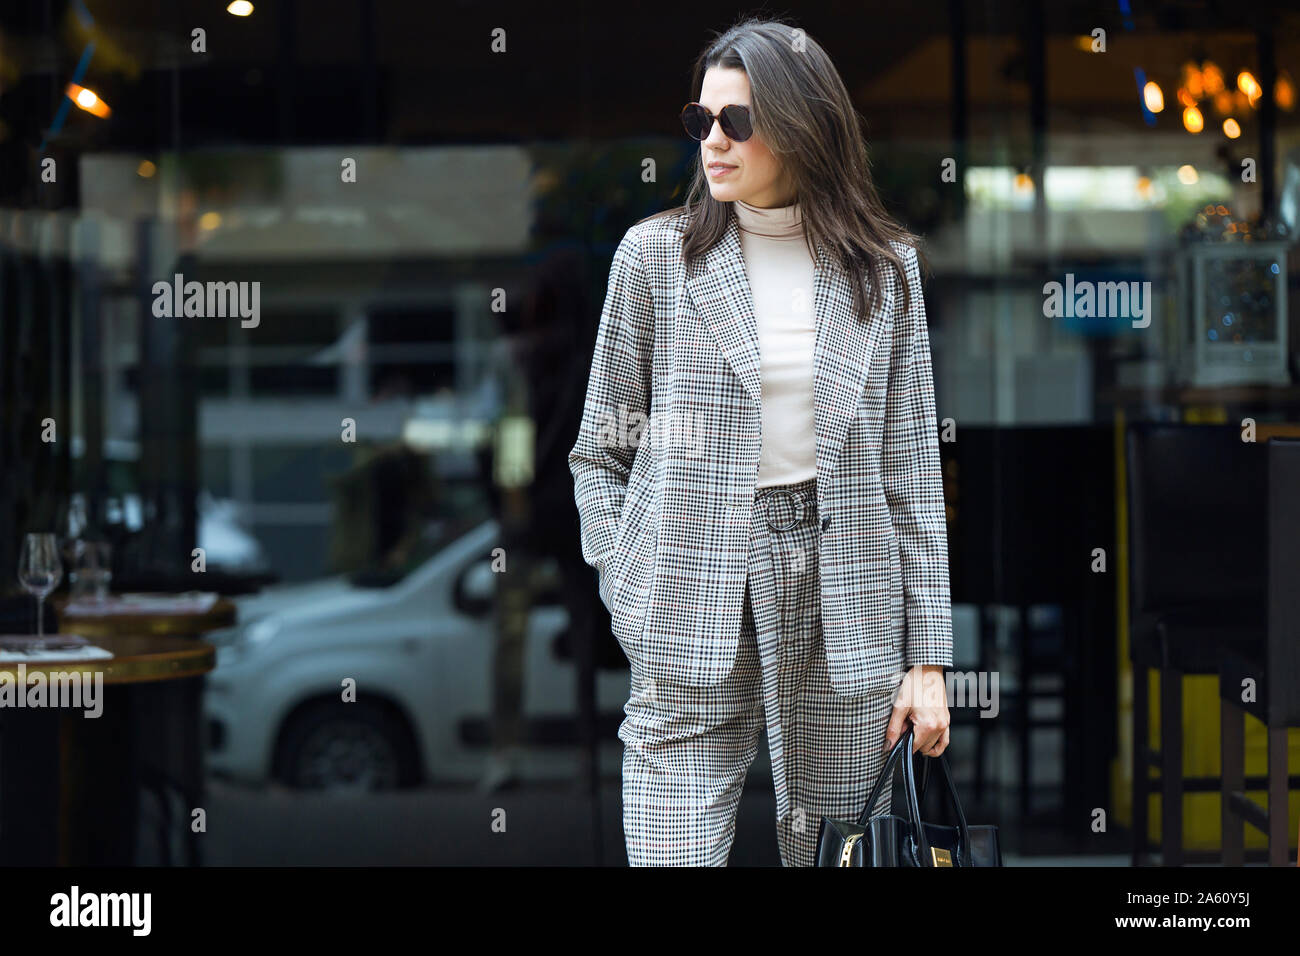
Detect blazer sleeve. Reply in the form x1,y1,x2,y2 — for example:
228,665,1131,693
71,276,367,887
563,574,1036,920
567,225,654,611
881,242,954,669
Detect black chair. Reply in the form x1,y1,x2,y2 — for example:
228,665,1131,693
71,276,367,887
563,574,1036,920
942,426,1115,826
1127,423,1268,866
1220,437,1300,866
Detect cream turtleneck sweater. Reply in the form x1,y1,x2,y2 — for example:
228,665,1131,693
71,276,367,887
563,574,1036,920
733,197,817,488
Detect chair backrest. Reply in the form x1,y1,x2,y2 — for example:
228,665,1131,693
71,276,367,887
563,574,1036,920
944,424,1113,605
1126,423,1268,618
1267,437,1300,725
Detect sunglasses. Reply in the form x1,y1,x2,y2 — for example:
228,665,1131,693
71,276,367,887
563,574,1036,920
680,102,754,142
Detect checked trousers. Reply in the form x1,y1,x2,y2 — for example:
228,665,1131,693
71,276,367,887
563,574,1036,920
618,476,896,866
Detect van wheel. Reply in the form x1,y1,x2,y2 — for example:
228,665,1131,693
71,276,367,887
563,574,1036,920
275,700,419,791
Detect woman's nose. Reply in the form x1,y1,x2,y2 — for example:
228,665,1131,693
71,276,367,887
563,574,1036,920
703,119,729,148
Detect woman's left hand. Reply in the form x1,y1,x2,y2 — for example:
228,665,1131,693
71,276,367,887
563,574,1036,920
883,664,950,756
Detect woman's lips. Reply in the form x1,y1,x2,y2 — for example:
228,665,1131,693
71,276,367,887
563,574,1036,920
708,163,737,177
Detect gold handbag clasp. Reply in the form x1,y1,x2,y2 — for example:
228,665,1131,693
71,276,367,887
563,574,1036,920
930,846,953,867
839,832,863,867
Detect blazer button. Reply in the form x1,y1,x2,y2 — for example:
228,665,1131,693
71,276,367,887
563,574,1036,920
821,515,831,530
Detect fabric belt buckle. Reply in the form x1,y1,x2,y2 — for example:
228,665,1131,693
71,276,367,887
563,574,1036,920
759,487,805,532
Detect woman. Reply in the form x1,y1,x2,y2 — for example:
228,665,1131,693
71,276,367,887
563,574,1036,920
568,17,953,867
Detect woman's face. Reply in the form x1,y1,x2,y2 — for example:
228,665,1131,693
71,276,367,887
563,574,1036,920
697,66,793,208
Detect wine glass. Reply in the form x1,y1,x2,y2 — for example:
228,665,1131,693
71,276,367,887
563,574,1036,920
18,533,63,648
80,541,112,602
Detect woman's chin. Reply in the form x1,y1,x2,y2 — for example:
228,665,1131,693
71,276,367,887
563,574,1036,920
707,183,742,203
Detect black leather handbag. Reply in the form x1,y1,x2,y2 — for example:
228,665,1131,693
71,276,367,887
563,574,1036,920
816,726,1002,866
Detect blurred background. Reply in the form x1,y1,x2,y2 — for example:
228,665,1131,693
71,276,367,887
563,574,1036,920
1,0,1299,866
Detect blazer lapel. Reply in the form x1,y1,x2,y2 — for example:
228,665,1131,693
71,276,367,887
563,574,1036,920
683,212,895,490
811,233,895,491
683,215,763,411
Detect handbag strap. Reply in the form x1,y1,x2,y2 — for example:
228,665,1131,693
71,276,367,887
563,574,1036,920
856,726,916,827
855,728,932,865
896,729,934,866
858,726,973,866
917,750,974,866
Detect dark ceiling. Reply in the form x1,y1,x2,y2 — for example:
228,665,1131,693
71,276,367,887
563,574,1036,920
0,0,1296,179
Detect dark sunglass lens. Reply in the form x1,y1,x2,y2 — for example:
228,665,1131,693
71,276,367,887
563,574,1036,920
681,104,711,140
721,105,753,141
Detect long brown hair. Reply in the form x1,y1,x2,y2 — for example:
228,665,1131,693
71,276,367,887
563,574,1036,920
642,15,925,321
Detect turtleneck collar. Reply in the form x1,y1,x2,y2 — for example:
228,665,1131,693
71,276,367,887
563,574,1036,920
733,197,804,239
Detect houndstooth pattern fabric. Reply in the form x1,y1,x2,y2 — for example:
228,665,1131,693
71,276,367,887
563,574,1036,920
568,208,953,696
619,477,896,866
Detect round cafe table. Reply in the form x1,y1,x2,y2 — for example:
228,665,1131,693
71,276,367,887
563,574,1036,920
0,633,216,683
52,594,238,639
0,634,216,866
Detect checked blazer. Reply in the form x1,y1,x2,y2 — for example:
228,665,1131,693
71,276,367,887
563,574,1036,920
568,207,953,696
